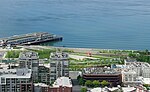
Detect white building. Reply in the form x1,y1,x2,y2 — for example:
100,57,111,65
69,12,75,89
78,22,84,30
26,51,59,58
122,69,137,83
125,62,150,78
142,63,150,78
138,77,150,85
118,61,150,86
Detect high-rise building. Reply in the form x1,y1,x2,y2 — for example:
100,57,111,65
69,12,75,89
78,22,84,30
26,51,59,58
38,64,50,85
0,68,33,92
19,51,39,81
50,52,69,83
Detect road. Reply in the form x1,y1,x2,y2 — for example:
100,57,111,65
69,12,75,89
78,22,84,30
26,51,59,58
72,79,81,92
69,71,81,92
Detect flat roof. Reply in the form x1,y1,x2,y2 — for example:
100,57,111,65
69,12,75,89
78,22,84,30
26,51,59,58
53,77,72,87
83,67,120,75
122,69,136,74
126,62,150,68
90,87,136,92
0,68,31,79
39,63,50,68
19,51,39,60
34,83,49,87
122,87,136,92
139,77,150,84
50,52,69,60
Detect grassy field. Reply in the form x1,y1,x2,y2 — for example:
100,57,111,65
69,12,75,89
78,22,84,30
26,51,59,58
69,58,124,71
5,50,21,58
26,49,56,59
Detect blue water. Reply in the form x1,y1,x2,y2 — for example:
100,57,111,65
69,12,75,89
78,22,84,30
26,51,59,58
0,0,150,50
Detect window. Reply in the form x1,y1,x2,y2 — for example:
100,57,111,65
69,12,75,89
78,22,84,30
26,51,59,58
1,77,5,84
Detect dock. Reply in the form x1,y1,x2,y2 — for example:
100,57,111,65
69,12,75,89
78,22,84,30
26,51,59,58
0,32,63,46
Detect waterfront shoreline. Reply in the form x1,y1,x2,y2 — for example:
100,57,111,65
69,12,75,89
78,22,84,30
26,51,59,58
21,45,137,52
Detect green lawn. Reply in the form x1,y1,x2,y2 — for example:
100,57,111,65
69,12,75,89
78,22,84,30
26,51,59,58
5,50,21,58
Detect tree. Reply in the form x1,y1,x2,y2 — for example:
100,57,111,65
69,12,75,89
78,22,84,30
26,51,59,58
143,84,150,90
79,77,84,85
80,87,87,92
50,80,55,86
85,80,92,87
145,49,149,55
92,80,100,87
101,80,109,87
34,79,39,83
128,53,136,58
77,75,81,80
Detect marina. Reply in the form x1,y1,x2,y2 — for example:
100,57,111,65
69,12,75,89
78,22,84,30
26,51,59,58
0,32,63,46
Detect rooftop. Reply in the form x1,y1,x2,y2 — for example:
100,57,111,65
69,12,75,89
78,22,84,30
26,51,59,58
34,83,49,87
138,77,150,84
0,63,19,69
126,62,150,68
122,69,137,74
0,68,31,79
90,87,136,92
39,63,50,68
50,52,69,60
19,51,39,60
83,67,120,75
0,63,9,69
53,77,72,87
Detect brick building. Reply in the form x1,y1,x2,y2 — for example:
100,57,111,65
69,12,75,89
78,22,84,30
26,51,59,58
82,67,122,86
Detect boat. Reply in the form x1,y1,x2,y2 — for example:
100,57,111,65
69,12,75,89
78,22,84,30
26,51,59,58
0,32,63,46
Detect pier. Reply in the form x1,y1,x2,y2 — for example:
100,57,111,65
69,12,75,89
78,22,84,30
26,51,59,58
0,32,63,46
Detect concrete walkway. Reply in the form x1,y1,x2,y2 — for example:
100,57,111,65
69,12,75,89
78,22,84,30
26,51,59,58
69,54,98,60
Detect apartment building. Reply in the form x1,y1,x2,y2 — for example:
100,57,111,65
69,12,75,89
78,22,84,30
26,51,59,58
19,51,39,81
125,62,150,78
121,69,140,85
38,64,50,85
50,52,69,83
0,68,33,92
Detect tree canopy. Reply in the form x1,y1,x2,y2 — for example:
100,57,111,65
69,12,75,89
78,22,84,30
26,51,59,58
93,80,100,87
101,80,109,87
85,80,92,87
80,87,87,92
